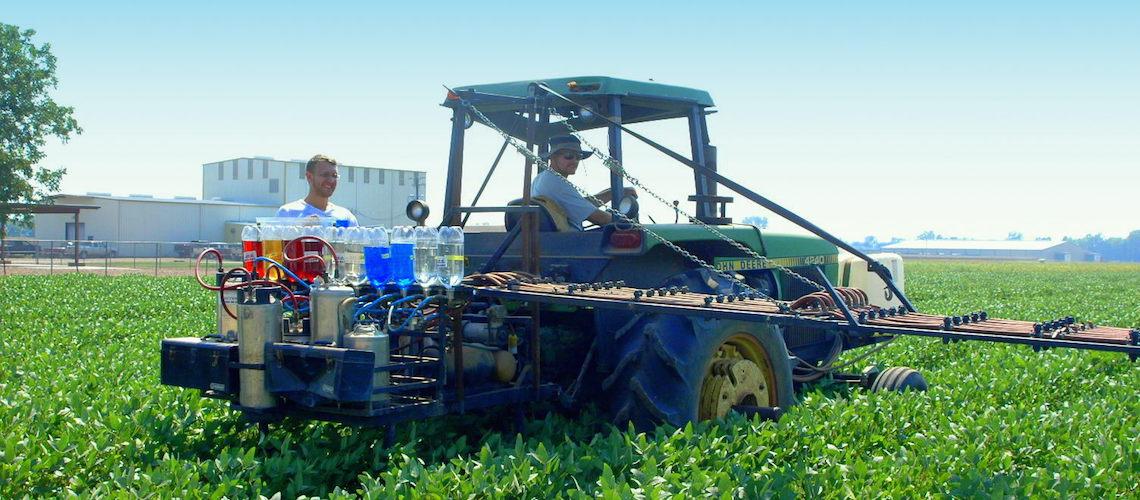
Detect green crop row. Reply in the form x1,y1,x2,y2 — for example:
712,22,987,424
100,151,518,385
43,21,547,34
0,261,1137,497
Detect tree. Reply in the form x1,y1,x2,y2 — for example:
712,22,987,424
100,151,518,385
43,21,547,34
1,23,81,260
742,215,768,229
1007,231,1023,241
917,230,937,240
1127,230,1140,262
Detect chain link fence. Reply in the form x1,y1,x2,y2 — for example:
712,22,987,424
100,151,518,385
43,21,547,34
0,239,245,277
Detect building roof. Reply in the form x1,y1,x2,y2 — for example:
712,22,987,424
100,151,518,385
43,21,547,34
883,240,1070,251
57,194,276,207
204,157,425,174
1,203,100,214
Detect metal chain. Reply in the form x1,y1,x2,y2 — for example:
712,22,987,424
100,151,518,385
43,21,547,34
458,97,772,301
549,108,826,293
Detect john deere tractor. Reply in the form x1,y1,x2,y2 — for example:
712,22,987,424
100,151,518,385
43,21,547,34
163,76,1136,433
438,76,878,428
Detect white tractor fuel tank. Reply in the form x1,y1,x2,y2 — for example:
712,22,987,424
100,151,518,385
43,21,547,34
837,252,905,308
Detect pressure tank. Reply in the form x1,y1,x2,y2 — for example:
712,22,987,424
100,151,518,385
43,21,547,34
237,286,283,409
343,322,390,403
309,283,356,346
215,271,242,340
445,344,517,384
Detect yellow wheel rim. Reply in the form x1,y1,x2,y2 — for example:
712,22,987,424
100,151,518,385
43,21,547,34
698,332,776,420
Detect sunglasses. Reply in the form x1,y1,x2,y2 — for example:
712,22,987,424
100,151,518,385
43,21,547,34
560,152,582,160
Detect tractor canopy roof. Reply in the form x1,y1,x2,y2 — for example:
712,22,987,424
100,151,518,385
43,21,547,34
443,76,715,142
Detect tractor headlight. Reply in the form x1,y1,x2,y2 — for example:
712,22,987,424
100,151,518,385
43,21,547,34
618,195,639,221
405,200,430,226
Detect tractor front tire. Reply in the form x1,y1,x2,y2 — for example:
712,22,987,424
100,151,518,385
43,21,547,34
601,314,795,430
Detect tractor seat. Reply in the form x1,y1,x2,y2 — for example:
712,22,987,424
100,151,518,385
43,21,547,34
504,197,569,232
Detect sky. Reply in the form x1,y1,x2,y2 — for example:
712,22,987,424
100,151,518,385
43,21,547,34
5,1,1138,242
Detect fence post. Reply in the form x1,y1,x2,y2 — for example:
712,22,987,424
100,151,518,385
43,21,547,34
154,242,160,276
104,241,109,276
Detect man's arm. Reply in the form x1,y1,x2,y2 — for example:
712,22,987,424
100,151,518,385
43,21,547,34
594,187,638,204
585,209,613,226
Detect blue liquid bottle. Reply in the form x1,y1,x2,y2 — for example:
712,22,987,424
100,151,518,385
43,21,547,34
390,226,416,290
363,227,392,288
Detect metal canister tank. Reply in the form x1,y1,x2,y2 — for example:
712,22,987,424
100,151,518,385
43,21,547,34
309,283,356,346
343,323,389,404
215,272,243,340
237,286,283,409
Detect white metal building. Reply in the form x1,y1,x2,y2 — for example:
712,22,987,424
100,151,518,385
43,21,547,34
33,194,278,256
31,157,427,256
201,157,426,227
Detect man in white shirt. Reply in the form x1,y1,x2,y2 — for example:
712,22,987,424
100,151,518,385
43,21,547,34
531,135,635,230
276,154,359,226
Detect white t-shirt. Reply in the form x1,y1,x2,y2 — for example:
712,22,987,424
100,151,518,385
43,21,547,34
276,199,359,226
531,170,597,231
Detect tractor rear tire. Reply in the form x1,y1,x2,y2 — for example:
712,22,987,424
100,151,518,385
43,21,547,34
868,366,927,392
601,314,795,430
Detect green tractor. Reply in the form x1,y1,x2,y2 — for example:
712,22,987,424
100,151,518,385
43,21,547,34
440,76,896,428
163,76,1135,434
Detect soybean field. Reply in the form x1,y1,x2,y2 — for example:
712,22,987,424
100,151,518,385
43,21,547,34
1,260,1137,497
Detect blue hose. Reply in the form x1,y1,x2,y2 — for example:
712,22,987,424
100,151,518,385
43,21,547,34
356,292,402,315
390,294,425,307
283,301,310,314
253,256,311,289
399,295,447,329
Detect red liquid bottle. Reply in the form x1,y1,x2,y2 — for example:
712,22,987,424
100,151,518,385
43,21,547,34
280,225,303,284
283,225,326,283
298,226,326,282
240,225,262,275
